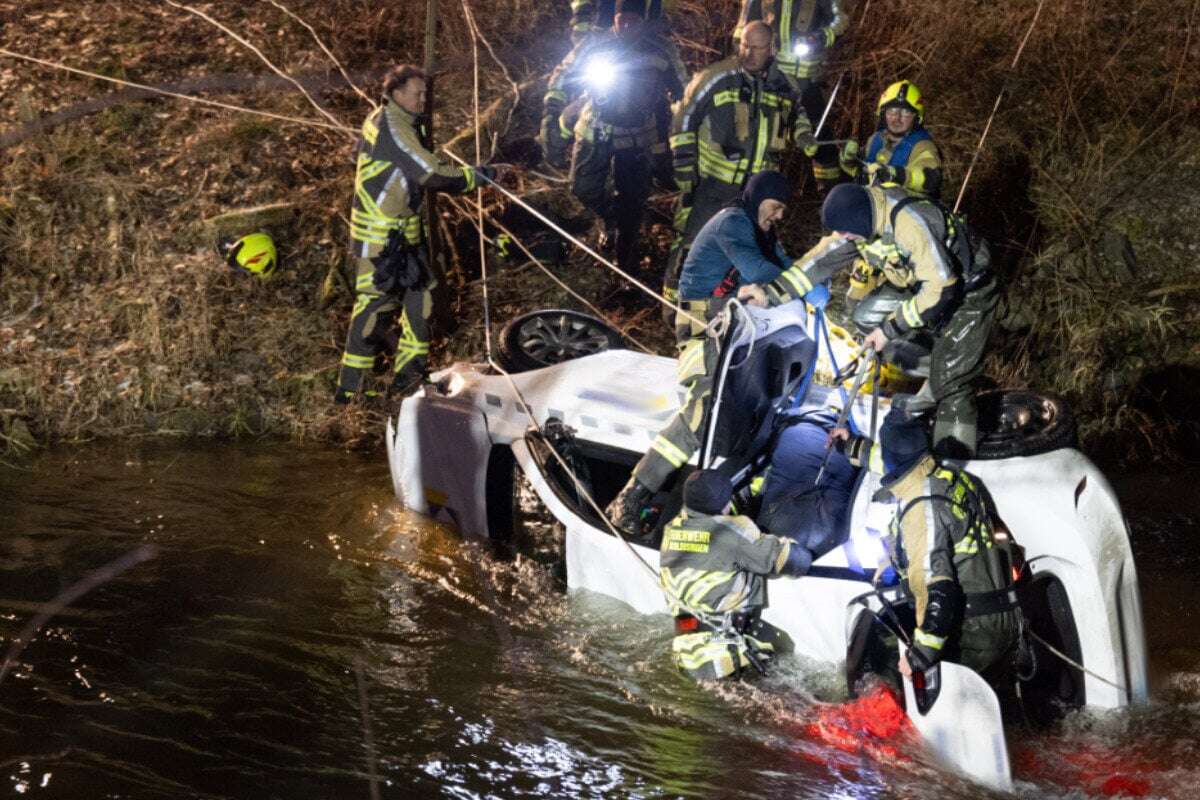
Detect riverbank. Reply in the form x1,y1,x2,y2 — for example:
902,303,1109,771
2,0,1197,461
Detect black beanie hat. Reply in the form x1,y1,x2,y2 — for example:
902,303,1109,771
741,170,791,221
683,470,733,515
616,0,647,15
820,183,874,238
879,408,930,485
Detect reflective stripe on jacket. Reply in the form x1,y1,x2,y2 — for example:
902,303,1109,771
860,128,944,198
880,455,1014,658
670,58,811,190
766,186,959,336
544,30,686,133
350,100,477,259
734,0,848,79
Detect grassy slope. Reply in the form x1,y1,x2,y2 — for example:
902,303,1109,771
1,0,1197,459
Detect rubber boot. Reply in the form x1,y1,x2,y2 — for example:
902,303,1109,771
606,478,654,539
932,419,977,460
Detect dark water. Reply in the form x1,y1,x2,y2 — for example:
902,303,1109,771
1,443,1198,799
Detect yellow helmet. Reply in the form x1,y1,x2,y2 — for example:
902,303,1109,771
218,232,277,278
877,80,925,126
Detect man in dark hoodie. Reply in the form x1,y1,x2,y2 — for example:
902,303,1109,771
606,171,830,535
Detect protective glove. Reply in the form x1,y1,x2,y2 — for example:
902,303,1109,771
803,283,830,310
795,131,819,158
839,139,860,169
866,162,905,186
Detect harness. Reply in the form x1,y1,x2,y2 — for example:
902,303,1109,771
889,195,994,293
889,468,1020,620
866,127,932,168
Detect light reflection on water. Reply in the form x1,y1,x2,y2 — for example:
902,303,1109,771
0,442,1197,798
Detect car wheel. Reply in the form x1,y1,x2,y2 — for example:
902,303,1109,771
975,390,1077,459
1018,574,1086,726
497,309,624,372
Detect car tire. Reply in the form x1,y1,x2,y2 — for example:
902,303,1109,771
496,309,624,372
974,389,1077,459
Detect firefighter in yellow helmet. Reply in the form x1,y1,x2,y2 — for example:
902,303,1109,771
841,80,945,199
733,0,848,192
335,65,499,404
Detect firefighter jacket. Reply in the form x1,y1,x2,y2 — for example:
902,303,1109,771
677,207,789,299
570,0,672,41
670,58,811,196
350,99,486,261
763,185,960,339
734,0,848,80
865,454,1017,670
543,29,685,147
660,509,808,678
844,127,944,199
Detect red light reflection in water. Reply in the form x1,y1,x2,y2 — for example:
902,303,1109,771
801,685,914,762
1013,744,1158,797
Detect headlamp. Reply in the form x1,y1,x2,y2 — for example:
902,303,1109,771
585,55,617,93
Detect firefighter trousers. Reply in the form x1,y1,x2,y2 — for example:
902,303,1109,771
631,308,720,492
928,279,1000,458
335,254,434,401
571,135,652,273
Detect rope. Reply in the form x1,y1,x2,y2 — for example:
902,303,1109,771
0,48,356,134
443,195,655,354
454,5,748,647
1026,628,1128,694
263,0,378,110
952,0,1046,213
441,148,707,332
164,0,352,136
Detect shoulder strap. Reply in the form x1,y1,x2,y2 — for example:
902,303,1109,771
886,128,932,168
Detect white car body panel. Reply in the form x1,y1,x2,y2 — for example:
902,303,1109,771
385,303,1148,712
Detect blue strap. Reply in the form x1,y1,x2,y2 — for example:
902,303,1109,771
865,127,932,168
816,310,861,436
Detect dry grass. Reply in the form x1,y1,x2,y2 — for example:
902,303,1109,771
1,0,1198,459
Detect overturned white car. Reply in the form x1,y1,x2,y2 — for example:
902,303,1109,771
385,302,1148,788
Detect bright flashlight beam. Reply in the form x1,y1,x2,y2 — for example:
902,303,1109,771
585,56,616,92
793,40,812,58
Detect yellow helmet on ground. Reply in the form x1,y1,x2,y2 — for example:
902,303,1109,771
218,232,277,278
877,80,925,126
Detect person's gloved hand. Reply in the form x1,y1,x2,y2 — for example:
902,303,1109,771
804,283,830,310
795,131,819,157
866,162,905,186
839,139,860,169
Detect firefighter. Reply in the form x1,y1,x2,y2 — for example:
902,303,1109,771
607,171,829,533
662,19,814,324
661,470,811,680
541,0,686,273
840,80,944,199
568,0,672,44
334,65,499,404
734,0,848,192
738,182,997,458
829,409,1020,690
